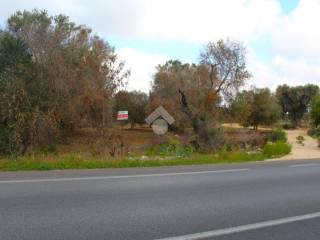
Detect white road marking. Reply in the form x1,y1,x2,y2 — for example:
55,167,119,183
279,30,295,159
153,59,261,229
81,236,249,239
0,168,249,184
157,211,320,240
289,163,320,168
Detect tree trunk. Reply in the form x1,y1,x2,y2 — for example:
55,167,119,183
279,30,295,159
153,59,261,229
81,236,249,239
178,89,221,150
102,98,105,128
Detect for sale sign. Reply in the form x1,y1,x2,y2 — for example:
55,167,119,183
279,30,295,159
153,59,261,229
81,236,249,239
117,111,128,121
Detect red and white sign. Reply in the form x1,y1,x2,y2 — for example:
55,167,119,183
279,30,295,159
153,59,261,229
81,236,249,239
117,111,128,121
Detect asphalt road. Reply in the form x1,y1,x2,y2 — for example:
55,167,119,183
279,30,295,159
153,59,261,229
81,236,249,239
1,159,320,240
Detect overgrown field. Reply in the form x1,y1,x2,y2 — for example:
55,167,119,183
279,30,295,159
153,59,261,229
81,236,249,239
0,127,291,171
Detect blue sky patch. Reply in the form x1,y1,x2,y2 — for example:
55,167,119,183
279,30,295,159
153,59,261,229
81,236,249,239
279,0,299,14
109,36,201,63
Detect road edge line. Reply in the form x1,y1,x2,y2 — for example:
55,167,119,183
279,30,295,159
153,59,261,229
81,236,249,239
156,211,320,240
0,168,249,184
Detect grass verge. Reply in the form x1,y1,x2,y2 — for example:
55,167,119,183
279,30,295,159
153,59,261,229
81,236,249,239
0,144,291,171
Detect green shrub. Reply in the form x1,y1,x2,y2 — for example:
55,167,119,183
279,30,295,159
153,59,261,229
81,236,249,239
310,95,320,126
222,141,237,152
296,135,305,141
263,141,291,158
307,127,317,137
282,123,295,130
266,129,287,143
147,139,195,157
176,144,194,157
311,126,320,148
0,127,10,154
296,135,305,145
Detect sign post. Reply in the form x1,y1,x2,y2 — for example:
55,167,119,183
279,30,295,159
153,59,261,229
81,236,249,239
117,111,129,121
117,111,128,157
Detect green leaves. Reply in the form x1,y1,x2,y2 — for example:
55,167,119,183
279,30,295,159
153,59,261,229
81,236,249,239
310,95,320,127
1,10,128,156
263,141,291,158
231,88,281,129
276,84,319,126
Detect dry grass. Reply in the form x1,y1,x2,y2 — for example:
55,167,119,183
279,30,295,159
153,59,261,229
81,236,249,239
0,125,283,171
59,126,191,157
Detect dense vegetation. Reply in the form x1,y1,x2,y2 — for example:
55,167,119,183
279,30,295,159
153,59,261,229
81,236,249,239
231,88,280,129
276,84,319,127
0,10,128,155
310,95,320,146
149,40,251,150
113,91,148,128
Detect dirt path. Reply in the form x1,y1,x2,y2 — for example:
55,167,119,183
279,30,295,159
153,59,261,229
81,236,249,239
279,129,320,160
223,124,320,160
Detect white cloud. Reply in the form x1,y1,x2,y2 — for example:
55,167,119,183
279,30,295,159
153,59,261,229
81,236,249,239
249,0,320,90
1,0,320,92
138,0,281,43
117,48,169,93
271,0,320,60
273,56,320,86
0,0,281,43
248,62,286,90
248,55,320,91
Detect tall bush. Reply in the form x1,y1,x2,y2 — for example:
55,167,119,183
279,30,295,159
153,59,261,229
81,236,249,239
0,10,129,155
263,141,291,158
266,129,287,143
310,95,320,127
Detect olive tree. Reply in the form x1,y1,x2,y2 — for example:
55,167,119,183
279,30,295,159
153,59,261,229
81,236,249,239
0,10,129,155
311,95,320,127
113,91,148,128
151,40,251,149
231,88,281,129
276,84,319,127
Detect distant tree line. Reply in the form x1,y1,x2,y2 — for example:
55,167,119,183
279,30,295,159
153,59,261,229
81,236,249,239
276,84,319,127
231,88,281,130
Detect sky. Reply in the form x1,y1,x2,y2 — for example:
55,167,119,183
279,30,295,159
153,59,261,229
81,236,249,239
1,0,319,93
